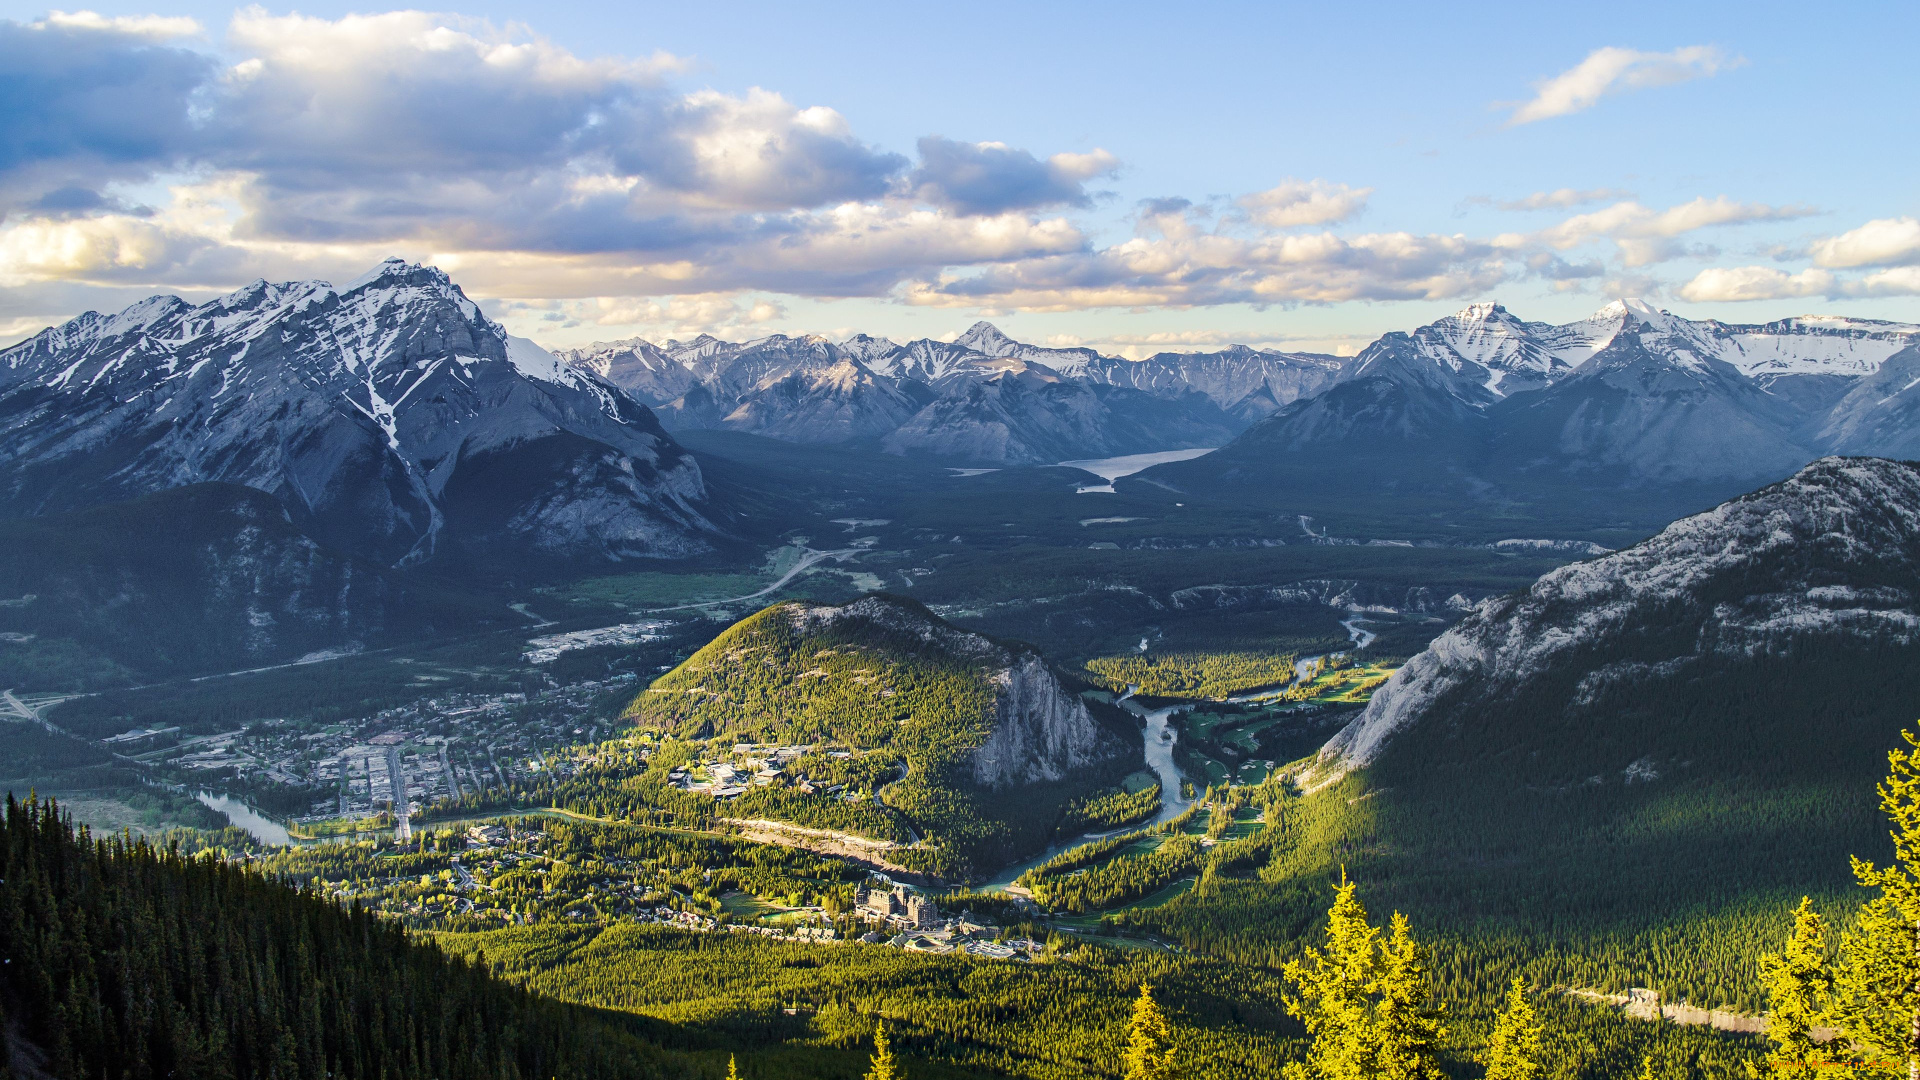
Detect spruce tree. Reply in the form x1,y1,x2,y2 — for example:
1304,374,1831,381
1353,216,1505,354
1483,978,1544,1080
1282,877,1383,1080
1372,913,1446,1080
866,1021,901,1080
1755,898,1833,1079
1123,983,1178,1080
1831,729,1920,1080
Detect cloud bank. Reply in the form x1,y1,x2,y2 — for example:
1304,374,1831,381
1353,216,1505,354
0,9,1910,340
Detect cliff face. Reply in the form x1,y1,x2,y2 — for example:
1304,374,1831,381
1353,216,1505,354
970,654,1113,788
1310,456,1920,784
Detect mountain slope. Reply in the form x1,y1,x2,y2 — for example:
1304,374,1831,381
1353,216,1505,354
1488,322,1816,486
624,594,1132,876
1316,455,1920,775
1819,344,1920,459
0,483,502,688
1116,458,1920,1016
0,260,718,566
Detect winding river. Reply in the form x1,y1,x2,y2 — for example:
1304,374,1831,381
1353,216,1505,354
979,693,1192,890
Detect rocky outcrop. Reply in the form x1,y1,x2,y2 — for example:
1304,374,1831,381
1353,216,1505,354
970,654,1112,788
1309,457,1920,783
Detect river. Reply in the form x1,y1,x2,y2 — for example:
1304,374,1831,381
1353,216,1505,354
978,695,1192,890
197,791,291,846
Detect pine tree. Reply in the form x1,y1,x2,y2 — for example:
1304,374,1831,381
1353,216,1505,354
1282,877,1383,1080
866,1021,901,1080
1372,913,1446,1080
1483,978,1544,1080
1755,898,1833,1079
1123,983,1177,1080
1831,728,1920,1080
728,1053,741,1080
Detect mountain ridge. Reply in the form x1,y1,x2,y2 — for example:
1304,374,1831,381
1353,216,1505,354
0,259,723,567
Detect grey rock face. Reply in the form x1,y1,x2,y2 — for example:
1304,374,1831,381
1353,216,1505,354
1312,457,1920,780
971,654,1112,788
0,259,719,565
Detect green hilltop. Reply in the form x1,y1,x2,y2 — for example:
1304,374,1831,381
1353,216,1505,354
622,594,1134,878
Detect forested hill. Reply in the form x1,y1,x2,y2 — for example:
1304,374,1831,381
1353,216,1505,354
0,797,691,1079
624,594,1132,877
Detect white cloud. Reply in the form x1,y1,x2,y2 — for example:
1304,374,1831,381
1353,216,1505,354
1855,267,1920,297
1513,196,1817,266
1809,216,1920,269
1238,179,1372,228
1678,266,1836,302
40,9,201,39
904,201,1506,312
1496,188,1632,211
1506,45,1741,126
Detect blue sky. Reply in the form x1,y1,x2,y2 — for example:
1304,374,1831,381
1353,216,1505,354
2,0,1917,354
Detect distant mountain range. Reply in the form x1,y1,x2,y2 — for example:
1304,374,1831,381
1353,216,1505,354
558,299,1920,491
0,259,721,568
1150,300,1920,501
557,320,1346,464
6,261,1918,579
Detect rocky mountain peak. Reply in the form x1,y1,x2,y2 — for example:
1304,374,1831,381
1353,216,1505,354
955,320,1019,357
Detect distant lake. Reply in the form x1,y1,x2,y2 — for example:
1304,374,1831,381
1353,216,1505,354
197,791,291,846
1057,448,1217,491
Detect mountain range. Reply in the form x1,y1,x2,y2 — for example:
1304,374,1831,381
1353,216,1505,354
557,297,1920,506
557,319,1346,464
1150,300,1920,502
7,262,1919,581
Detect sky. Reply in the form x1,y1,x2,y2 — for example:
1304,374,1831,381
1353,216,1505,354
2,0,1917,356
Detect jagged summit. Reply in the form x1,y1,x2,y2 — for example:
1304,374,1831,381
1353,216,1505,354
1592,297,1669,323
955,320,1020,356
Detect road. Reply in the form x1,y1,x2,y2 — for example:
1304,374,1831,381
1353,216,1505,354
1,689,82,737
650,546,863,612
873,762,921,844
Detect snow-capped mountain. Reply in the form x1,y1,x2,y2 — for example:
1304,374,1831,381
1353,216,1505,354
561,321,1337,463
0,259,720,565
1161,298,1920,496
1083,344,1347,423
1310,455,1920,783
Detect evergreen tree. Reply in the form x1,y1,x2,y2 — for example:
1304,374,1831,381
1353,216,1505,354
1123,983,1178,1080
1483,978,1544,1080
1282,877,1382,1080
1283,877,1443,1080
1755,898,1833,1079
1372,914,1446,1080
866,1021,901,1080
1831,729,1920,1080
